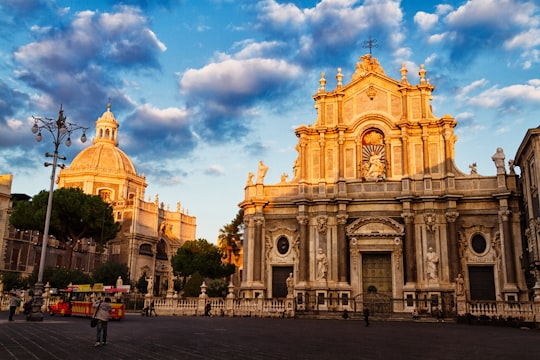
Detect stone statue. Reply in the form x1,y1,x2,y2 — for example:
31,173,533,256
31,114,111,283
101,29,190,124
316,248,328,280
469,163,477,175
280,173,288,183
426,247,439,281
247,172,254,186
257,160,268,184
366,151,384,178
508,159,515,175
491,147,506,174
455,273,464,296
146,275,154,295
116,276,123,289
286,273,294,295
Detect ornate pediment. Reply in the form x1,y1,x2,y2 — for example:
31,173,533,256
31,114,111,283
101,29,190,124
346,217,404,237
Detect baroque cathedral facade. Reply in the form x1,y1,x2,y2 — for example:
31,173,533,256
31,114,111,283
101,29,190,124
239,54,526,314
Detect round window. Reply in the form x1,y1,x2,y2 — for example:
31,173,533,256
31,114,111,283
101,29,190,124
471,234,487,254
277,236,289,255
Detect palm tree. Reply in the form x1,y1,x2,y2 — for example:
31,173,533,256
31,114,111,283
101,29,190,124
218,209,244,264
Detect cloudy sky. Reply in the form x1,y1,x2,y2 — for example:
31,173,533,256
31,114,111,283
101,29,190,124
1,0,539,242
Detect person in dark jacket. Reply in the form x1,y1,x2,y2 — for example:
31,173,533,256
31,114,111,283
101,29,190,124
363,306,370,327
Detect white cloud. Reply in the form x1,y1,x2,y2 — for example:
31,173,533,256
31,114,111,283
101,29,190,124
468,83,540,107
180,58,302,98
204,164,225,176
458,79,489,98
414,11,438,32
504,28,540,50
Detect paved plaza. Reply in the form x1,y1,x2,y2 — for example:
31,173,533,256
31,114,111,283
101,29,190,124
1,312,539,360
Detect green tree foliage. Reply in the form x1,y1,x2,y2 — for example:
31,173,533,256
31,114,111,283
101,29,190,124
206,278,228,298
48,268,92,289
171,239,235,280
135,273,148,294
1,271,24,292
182,272,204,297
9,188,120,248
91,261,130,286
217,209,243,264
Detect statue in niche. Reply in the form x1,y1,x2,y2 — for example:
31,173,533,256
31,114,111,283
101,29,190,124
366,151,384,178
455,273,465,296
316,248,328,280
426,247,439,281
491,147,506,174
257,160,268,183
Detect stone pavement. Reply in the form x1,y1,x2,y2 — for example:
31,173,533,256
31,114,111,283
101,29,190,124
0,311,539,360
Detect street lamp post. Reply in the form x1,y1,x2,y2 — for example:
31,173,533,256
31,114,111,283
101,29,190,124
27,105,87,321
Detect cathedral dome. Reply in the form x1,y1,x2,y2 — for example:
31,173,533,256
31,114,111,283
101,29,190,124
69,143,137,175
67,103,136,175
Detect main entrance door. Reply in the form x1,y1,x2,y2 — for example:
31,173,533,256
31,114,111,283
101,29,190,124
272,266,293,298
362,253,392,296
469,266,496,300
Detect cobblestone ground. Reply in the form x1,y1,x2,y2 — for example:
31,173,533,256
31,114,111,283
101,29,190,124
1,312,539,360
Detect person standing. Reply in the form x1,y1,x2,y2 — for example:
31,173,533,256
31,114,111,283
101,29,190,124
363,306,370,327
8,292,21,321
92,297,112,347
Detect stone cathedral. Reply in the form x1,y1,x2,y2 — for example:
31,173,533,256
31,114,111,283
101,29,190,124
56,104,196,294
239,54,526,314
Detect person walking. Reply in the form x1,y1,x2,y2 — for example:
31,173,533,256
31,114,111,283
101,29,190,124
363,306,370,327
149,300,158,316
8,292,21,321
92,297,112,347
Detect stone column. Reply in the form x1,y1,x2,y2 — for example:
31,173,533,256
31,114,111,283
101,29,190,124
401,128,410,176
338,131,344,178
253,215,264,282
443,127,453,175
422,128,430,174
501,210,516,284
445,211,460,280
319,133,326,180
337,214,348,283
402,212,416,283
297,215,309,282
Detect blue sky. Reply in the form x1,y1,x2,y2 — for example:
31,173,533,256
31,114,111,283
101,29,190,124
1,0,539,242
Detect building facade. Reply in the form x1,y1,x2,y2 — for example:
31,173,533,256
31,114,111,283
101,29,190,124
55,104,196,294
239,54,526,315
515,127,540,301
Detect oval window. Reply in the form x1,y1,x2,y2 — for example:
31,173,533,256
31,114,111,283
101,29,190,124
277,236,289,255
471,234,487,254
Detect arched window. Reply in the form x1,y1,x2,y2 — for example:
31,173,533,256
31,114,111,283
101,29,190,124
156,240,168,260
139,244,153,256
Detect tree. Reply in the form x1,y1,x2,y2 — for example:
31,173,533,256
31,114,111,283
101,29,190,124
217,209,243,264
182,272,204,297
10,188,121,253
92,261,129,286
171,239,235,281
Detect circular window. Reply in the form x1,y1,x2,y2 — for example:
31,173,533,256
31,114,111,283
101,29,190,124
471,234,487,254
276,236,289,255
